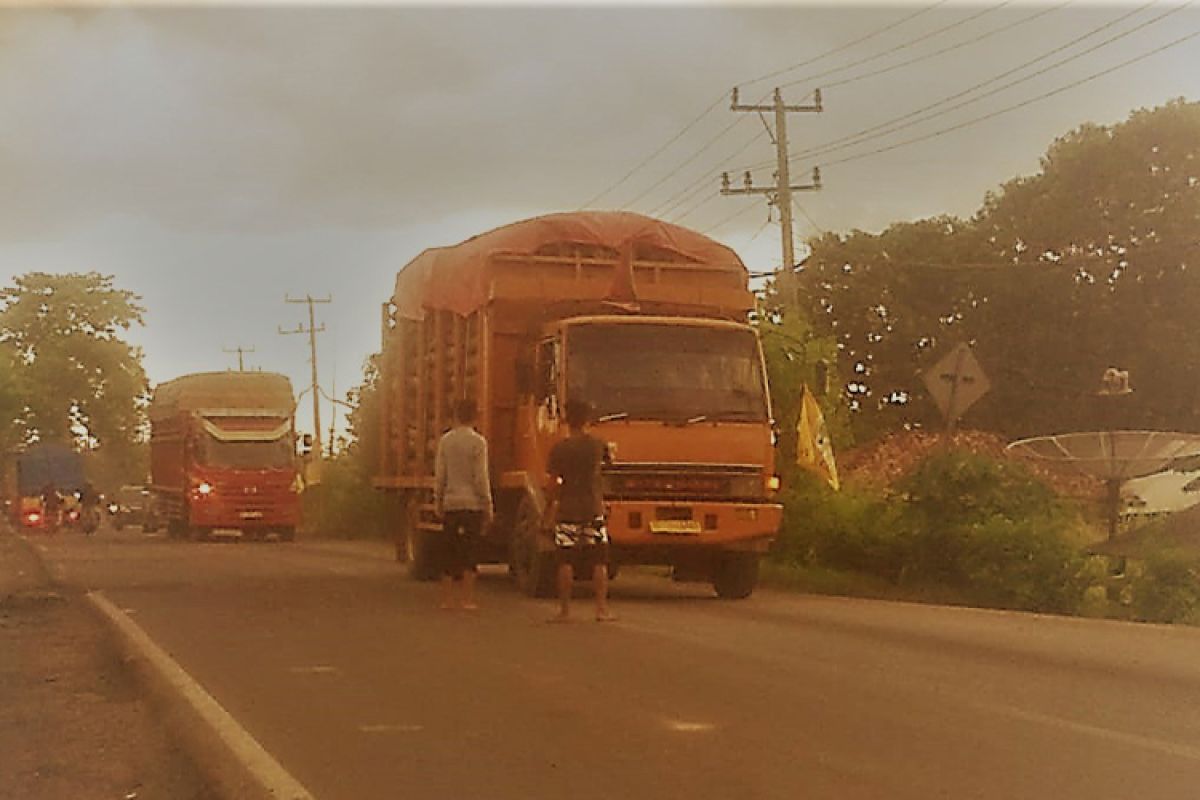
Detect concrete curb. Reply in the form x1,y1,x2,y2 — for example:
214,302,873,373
87,591,315,800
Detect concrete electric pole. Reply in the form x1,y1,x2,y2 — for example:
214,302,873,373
222,345,255,372
722,87,823,298
280,294,331,481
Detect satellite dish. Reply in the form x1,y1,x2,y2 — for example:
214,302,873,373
1005,431,1200,480
1007,431,1200,541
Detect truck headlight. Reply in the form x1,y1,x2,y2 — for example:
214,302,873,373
766,475,781,492
197,482,213,496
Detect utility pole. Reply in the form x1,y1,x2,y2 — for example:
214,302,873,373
222,345,255,372
279,294,331,480
722,87,823,300
328,371,337,458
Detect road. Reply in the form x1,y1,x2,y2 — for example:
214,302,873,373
28,528,1200,800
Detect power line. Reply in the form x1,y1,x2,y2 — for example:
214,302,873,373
671,189,722,226
768,0,1174,171
628,3,1012,215
578,93,727,209
740,0,952,88
700,200,763,236
815,22,1200,171
580,1,956,212
819,1,1072,94
621,90,782,211
778,1,1015,92
654,125,772,220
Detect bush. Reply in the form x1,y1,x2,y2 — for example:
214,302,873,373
1129,552,1200,624
304,457,397,539
774,469,907,582
775,450,1089,614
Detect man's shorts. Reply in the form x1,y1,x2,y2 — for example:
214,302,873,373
554,518,609,575
439,510,484,579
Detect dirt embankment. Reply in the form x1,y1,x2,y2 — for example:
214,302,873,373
840,428,1103,498
0,526,214,800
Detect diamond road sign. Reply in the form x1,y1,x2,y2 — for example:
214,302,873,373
922,342,990,425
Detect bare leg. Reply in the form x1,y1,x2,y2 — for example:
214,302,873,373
461,569,479,610
593,563,615,621
439,575,456,610
552,561,573,620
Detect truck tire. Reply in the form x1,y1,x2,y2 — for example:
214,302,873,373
278,527,296,543
510,497,556,598
713,553,760,600
407,528,438,582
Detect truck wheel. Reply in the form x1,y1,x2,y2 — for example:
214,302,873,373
407,528,438,582
167,519,186,539
510,497,556,598
713,553,760,600
278,527,295,543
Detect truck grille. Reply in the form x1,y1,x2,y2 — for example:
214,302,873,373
602,463,763,501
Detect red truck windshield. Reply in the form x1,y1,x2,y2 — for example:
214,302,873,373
196,436,294,470
566,323,768,423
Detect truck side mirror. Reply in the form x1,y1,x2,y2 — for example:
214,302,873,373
299,433,314,456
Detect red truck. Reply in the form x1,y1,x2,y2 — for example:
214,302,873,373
375,211,782,598
149,371,301,541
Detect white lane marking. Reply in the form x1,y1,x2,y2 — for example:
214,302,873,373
289,665,339,675
663,719,717,733
359,723,425,734
975,702,1200,762
88,592,315,800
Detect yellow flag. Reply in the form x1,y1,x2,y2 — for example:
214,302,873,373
796,385,840,491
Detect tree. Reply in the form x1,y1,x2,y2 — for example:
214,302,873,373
799,99,1200,442
754,288,848,465
0,272,148,460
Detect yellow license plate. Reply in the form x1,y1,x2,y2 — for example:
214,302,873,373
650,519,701,535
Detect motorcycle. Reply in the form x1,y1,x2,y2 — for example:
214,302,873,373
81,505,101,536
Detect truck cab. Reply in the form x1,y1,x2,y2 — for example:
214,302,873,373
512,315,781,597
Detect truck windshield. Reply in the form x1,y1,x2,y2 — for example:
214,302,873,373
566,323,768,422
196,436,294,470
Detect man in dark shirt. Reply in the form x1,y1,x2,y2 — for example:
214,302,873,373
545,399,615,622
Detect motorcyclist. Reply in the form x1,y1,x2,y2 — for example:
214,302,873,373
40,483,62,533
79,482,101,535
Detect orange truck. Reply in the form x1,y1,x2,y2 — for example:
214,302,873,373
375,211,782,598
149,371,301,541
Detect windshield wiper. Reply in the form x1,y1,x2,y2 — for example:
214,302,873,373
596,411,629,423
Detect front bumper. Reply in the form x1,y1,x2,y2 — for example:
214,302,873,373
604,499,781,552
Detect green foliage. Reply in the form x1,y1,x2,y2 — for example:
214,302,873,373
775,469,907,581
0,272,147,450
773,450,1089,614
797,99,1200,441
1128,552,1200,624
756,309,850,460
306,353,397,539
306,456,396,539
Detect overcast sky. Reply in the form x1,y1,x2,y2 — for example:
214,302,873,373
2,2,1198,442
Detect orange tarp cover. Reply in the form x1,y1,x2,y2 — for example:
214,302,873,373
391,211,745,319
150,372,295,421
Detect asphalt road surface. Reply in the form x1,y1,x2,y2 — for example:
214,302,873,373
29,528,1200,800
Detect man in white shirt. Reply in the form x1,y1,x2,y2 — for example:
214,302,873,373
434,398,494,610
